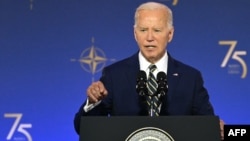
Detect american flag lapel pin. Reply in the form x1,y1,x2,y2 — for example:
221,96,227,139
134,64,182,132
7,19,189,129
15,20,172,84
173,73,178,76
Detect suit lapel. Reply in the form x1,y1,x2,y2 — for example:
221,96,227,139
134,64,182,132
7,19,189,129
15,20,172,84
124,52,140,83
125,52,148,115
160,54,181,115
167,55,181,97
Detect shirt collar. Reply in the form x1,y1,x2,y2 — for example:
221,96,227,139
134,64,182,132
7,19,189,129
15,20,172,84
139,51,168,76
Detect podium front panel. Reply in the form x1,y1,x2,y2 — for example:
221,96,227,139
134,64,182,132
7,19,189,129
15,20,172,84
80,116,220,141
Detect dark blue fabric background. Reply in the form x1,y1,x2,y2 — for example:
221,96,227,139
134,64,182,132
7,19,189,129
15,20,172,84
1,0,249,140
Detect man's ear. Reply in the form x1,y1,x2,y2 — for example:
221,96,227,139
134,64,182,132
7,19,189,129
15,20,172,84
168,28,174,43
134,28,138,42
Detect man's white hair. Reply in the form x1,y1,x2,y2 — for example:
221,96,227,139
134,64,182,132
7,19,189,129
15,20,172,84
134,2,173,28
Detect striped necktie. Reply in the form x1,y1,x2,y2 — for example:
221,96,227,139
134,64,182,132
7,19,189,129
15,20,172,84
147,64,160,116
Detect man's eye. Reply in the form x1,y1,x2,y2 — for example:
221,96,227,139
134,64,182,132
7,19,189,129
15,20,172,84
154,29,161,32
140,29,146,32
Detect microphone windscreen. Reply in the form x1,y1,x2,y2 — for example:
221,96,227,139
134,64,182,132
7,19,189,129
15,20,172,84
157,71,167,81
136,70,147,96
137,70,147,81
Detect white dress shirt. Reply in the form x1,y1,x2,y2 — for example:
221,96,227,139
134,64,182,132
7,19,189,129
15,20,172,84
138,51,168,78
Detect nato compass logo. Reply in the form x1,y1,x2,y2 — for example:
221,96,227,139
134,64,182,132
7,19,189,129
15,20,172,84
29,0,33,10
126,127,175,141
159,0,178,6
71,38,115,79
15,0,34,10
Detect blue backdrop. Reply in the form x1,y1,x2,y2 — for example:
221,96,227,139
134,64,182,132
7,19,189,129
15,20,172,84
1,0,249,140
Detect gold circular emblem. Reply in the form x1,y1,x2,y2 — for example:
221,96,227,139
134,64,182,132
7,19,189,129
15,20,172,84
126,127,174,141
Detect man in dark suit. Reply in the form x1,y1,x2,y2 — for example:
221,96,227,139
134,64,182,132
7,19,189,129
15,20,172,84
74,1,224,139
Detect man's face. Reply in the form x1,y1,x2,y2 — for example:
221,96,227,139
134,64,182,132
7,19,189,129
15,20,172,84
134,9,174,63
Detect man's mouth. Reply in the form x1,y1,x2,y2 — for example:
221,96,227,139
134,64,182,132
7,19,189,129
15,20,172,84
145,45,156,48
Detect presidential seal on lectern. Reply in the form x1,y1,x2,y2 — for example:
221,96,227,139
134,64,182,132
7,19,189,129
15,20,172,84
126,127,174,141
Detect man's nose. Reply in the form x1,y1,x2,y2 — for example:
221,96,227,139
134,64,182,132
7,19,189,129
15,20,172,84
146,31,154,41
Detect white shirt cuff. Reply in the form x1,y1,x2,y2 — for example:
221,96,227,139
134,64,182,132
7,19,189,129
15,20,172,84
83,99,101,112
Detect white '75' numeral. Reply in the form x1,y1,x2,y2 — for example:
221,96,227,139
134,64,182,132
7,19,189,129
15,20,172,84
4,113,32,141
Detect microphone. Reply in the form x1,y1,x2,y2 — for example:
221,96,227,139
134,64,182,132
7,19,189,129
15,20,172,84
136,71,148,96
157,71,168,96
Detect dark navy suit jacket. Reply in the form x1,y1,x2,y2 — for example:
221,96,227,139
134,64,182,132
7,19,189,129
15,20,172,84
74,52,214,134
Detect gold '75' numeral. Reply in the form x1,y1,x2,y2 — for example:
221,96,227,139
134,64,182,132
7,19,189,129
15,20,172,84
219,40,247,78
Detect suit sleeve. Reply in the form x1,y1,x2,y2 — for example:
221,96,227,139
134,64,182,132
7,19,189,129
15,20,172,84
73,67,112,134
192,71,215,115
